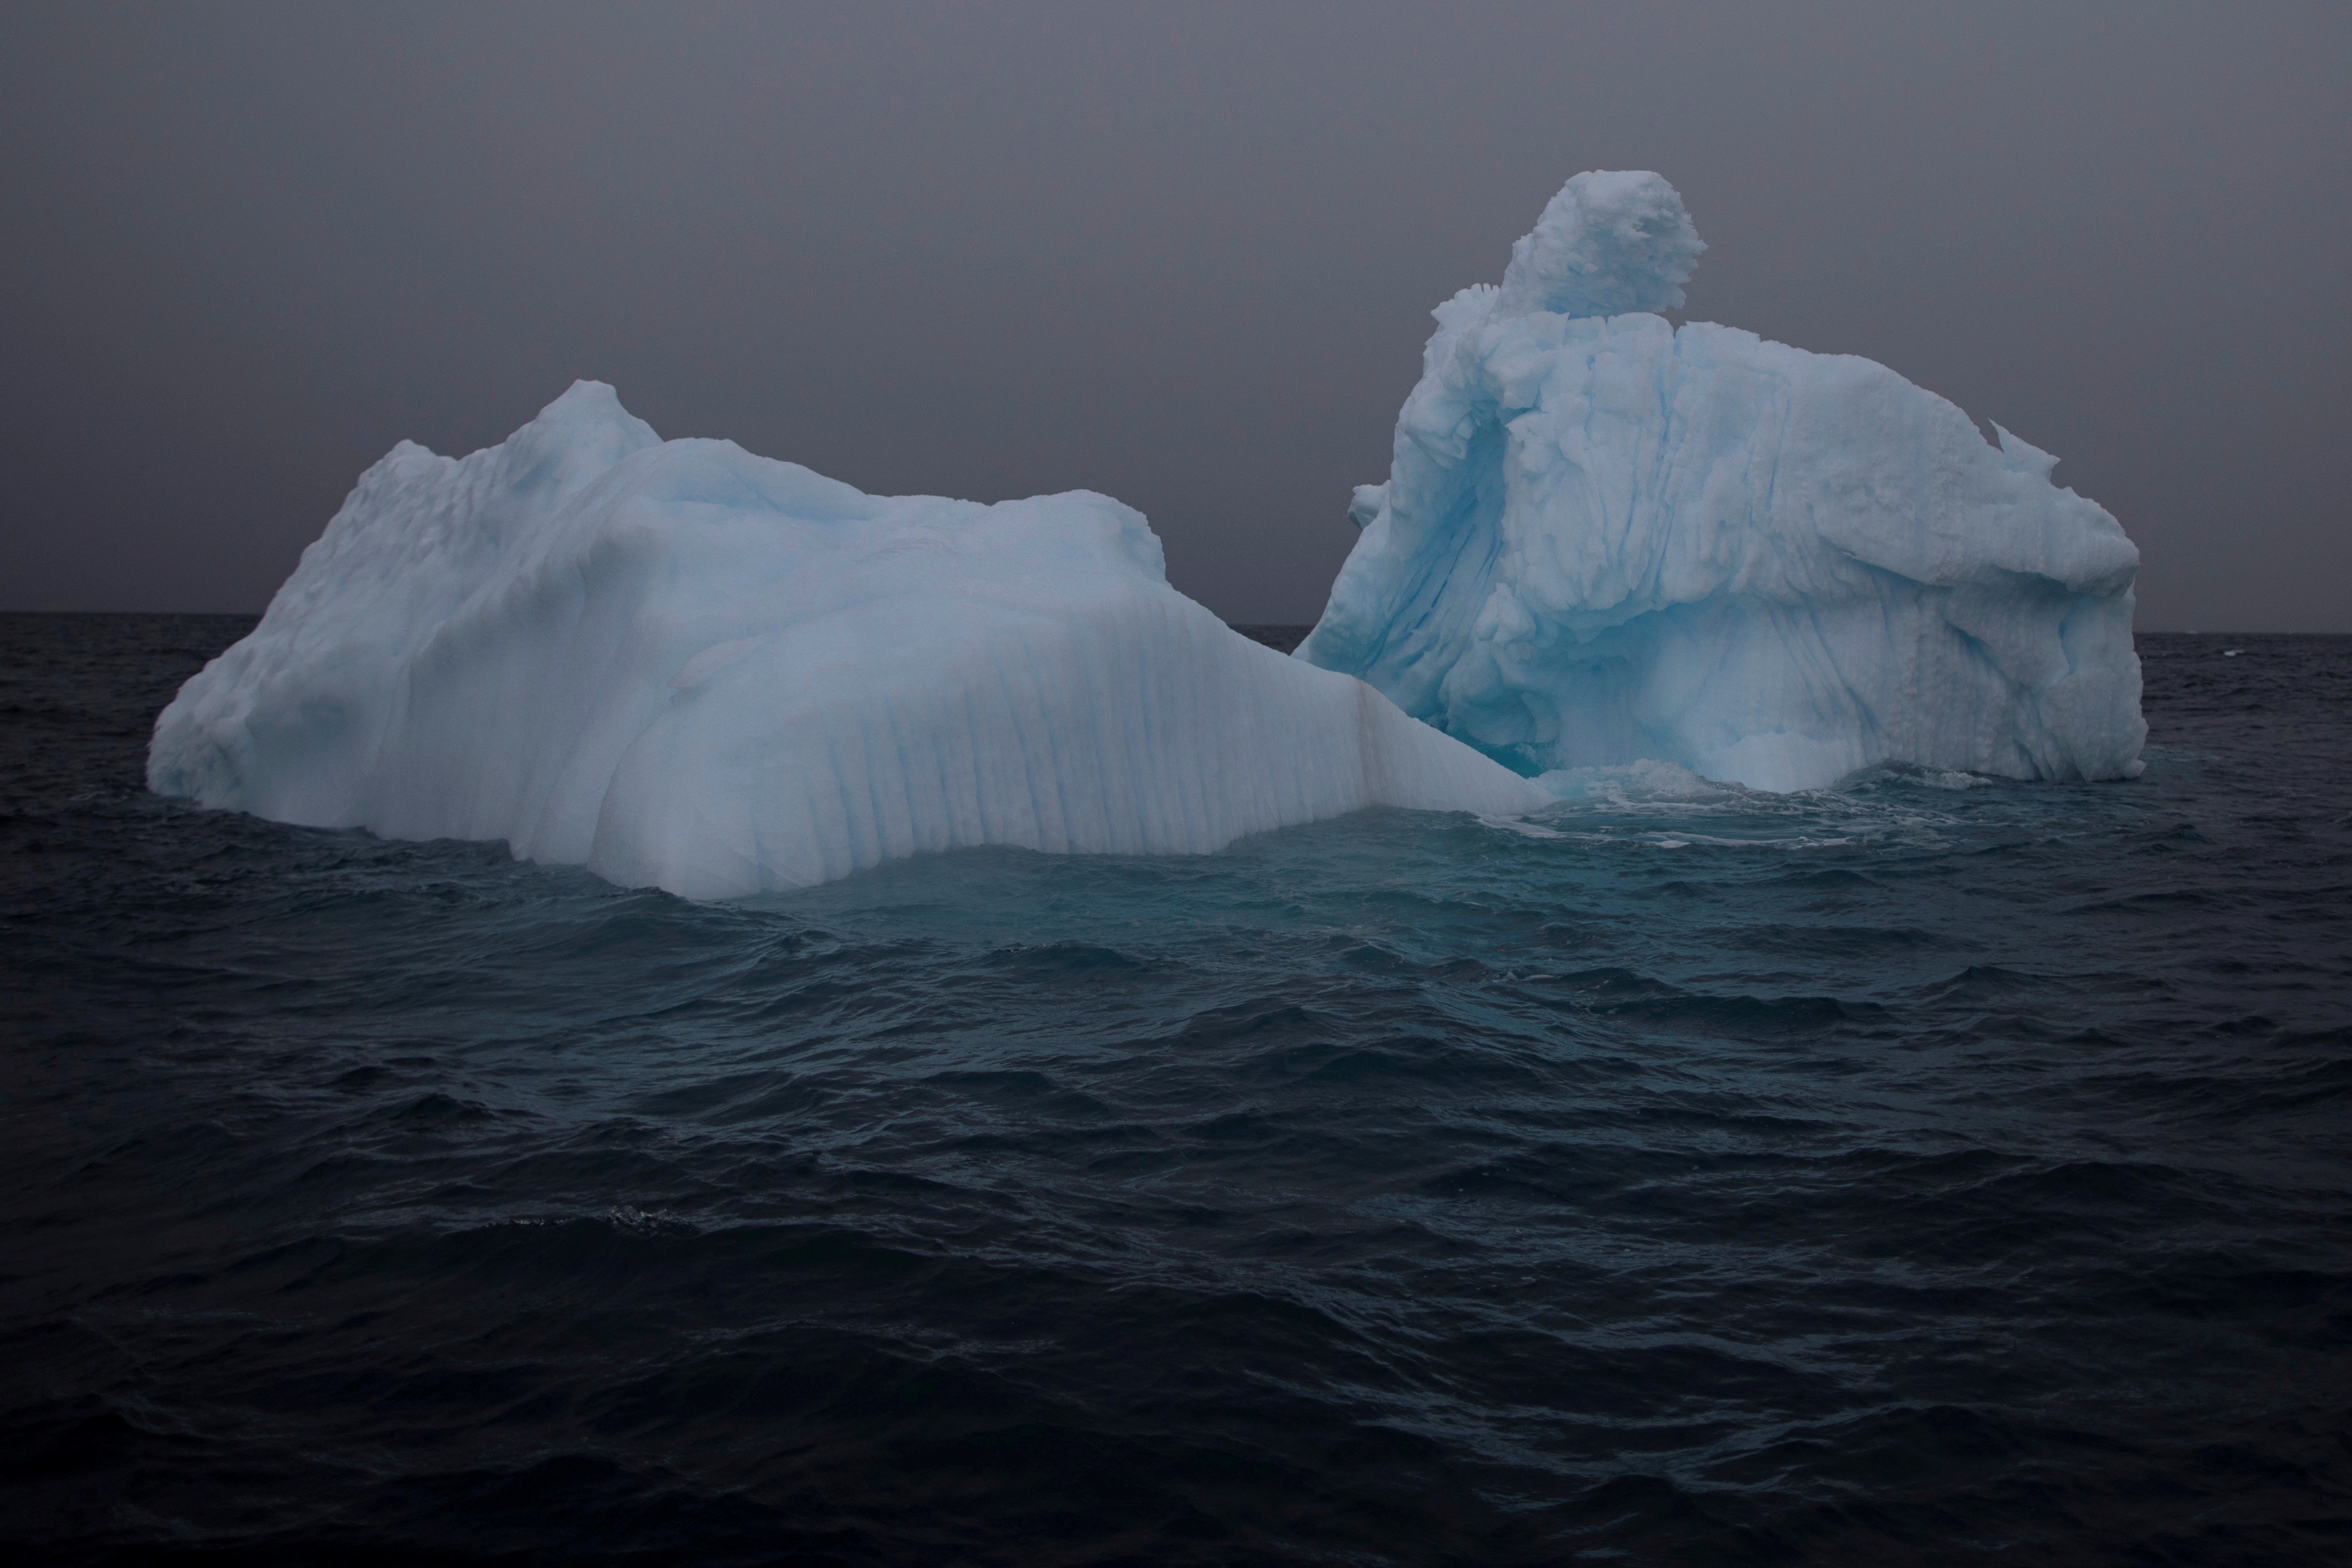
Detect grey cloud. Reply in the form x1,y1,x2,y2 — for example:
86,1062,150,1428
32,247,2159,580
3,0,2345,628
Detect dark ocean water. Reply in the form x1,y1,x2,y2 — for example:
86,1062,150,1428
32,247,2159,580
3,613,2349,1567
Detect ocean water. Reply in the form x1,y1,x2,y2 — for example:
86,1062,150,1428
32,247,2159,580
3,614,2348,1567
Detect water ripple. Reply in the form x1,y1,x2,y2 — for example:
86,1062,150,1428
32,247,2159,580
3,618,2349,1564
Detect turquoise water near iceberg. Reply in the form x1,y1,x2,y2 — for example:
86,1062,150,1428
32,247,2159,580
3,616,2348,1565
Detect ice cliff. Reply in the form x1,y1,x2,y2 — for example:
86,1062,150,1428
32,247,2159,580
1298,170,2146,791
149,384,1547,897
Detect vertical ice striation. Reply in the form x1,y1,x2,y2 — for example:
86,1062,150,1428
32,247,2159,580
1298,171,2145,791
150,384,1548,897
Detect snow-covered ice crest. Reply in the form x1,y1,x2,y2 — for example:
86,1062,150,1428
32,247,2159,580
148,384,1547,897
1298,170,2145,792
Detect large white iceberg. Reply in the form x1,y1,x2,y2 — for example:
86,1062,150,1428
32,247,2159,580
1298,170,2146,792
149,383,1548,897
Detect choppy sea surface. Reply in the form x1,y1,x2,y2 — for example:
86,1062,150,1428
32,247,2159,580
3,614,2349,1567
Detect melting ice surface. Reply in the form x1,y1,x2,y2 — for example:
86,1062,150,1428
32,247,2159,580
1298,170,2148,791
147,385,1546,898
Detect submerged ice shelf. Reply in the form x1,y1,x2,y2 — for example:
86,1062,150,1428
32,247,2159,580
1297,170,2147,792
148,384,1547,897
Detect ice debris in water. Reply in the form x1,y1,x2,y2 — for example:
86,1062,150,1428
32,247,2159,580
148,384,1548,898
1298,170,2148,793
1532,758,1722,803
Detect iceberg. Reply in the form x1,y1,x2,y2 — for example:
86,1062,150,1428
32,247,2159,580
149,384,1548,898
1298,170,2147,792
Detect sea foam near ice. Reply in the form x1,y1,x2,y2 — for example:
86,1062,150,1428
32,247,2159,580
1298,170,2147,792
147,385,1547,898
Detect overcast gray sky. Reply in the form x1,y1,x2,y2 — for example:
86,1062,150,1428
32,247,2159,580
4,1,2345,628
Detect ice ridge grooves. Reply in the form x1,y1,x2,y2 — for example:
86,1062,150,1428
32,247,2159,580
1299,170,2146,792
148,383,1546,897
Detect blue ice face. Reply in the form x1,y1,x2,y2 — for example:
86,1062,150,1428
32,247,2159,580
1300,171,2144,793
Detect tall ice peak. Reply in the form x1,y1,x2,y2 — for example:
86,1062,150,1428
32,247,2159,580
1494,170,1704,321
533,379,652,431
492,379,663,493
